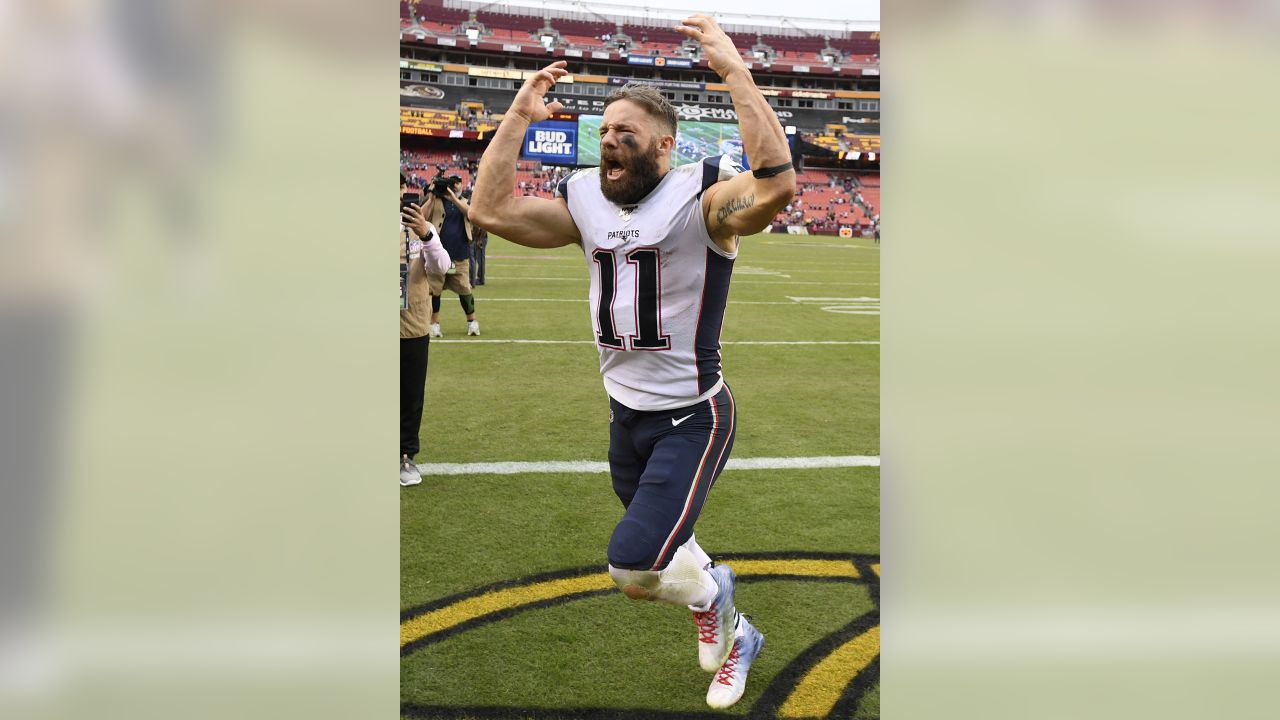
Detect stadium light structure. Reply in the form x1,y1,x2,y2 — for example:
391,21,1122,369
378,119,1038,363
459,10,486,42
611,23,633,54
536,17,562,51
750,35,774,66
820,36,842,66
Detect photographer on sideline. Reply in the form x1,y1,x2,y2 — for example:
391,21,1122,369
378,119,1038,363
424,175,481,337
401,173,452,487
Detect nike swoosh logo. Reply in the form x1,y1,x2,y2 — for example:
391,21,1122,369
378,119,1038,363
671,413,696,427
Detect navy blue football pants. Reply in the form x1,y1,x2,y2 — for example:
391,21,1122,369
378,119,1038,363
606,384,736,572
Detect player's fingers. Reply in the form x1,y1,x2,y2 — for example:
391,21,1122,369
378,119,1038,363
682,14,713,30
675,25,701,40
545,100,564,114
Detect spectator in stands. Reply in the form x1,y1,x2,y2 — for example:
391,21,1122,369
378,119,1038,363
425,183,482,337
400,173,452,486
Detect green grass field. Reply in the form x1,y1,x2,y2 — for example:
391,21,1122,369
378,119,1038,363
401,232,879,720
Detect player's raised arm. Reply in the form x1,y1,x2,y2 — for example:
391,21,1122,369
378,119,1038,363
677,15,796,248
469,61,582,249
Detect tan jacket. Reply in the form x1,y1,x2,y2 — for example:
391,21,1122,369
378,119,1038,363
400,222,450,339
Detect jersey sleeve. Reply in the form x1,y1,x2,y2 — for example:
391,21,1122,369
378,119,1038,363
555,172,573,202
691,156,742,259
697,155,743,199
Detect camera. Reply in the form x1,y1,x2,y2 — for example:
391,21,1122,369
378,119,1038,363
430,174,463,198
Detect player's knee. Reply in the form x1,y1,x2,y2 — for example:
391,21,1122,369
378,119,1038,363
607,517,660,571
608,564,659,601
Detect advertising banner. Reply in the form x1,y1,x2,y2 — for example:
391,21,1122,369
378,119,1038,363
521,120,578,165
607,77,705,91
624,55,691,69
545,96,606,112
673,103,794,123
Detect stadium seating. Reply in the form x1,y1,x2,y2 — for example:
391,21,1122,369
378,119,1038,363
404,0,468,25
399,2,879,233
400,0,878,69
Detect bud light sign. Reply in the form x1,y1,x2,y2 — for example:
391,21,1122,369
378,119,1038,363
521,120,578,165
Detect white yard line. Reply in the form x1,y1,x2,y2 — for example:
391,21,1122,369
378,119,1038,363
477,298,802,305
416,455,880,476
430,339,879,345
486,277,878,286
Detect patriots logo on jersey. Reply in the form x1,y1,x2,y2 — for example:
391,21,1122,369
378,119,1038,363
607,229,641,242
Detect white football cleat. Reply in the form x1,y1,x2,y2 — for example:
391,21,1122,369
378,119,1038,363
467,320,480,336
692,563,737,671
429,323,443,338
705,614,764,710
400,456,422,486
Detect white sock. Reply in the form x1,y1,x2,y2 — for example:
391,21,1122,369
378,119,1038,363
682,535,718,612
682,534,713,571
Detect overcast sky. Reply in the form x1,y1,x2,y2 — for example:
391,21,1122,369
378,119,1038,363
487,0,879,28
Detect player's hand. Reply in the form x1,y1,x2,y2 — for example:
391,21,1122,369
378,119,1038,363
401,202,430,239
676,15,748,81
508,60,569,124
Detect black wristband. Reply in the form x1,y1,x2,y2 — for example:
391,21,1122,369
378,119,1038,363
752,162,794,179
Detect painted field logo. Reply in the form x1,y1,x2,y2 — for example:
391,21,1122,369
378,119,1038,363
401,551,879,719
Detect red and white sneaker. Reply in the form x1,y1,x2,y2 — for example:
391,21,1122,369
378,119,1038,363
706,614,765,710
691,564,737,671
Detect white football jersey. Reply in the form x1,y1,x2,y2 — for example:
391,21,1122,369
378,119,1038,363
557,156,741,411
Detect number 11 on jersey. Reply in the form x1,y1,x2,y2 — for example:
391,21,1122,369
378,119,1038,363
592,248,671,352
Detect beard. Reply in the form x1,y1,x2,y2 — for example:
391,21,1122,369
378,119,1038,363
599,139,663,206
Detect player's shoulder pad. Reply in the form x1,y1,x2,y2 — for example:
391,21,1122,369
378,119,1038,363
698,155,744,198
555,168,586,202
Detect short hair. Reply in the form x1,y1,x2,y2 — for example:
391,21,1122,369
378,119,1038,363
604,83,678,137
400,171,410,187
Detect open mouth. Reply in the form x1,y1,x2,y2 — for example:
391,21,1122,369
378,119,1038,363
602,157,626,181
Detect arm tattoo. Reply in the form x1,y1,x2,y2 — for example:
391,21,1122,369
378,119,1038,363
715,193,756,225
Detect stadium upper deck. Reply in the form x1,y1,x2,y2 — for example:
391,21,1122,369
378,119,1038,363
400,0,880,179
400,0,879,78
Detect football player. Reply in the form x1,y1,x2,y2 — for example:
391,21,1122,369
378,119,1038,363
469,14,795,710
